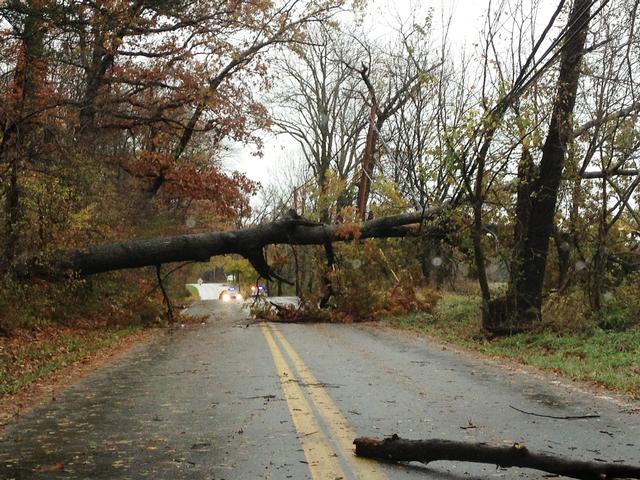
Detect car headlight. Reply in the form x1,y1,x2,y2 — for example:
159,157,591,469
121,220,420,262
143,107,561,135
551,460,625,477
221,293,230,302
236,294,243,300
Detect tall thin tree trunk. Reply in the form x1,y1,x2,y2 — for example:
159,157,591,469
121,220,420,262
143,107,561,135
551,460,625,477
2,4,46,269
491,142,535,331
552,227,571,292
318,166,335,306
590,177,609,311
356,103,378,220
473,202,492,318
4,155,20,267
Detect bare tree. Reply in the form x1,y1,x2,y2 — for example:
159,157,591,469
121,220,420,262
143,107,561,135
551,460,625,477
347,28,435,221
272,25,367,222
560,0,640,308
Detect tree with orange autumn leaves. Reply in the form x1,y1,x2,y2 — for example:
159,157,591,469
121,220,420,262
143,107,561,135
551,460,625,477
0,0,355,272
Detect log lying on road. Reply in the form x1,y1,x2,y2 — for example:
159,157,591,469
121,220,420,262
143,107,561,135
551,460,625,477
21,209,439,278
354,435,640,480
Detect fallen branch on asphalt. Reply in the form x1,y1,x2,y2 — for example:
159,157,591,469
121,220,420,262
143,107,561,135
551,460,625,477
353,435,640,480
509,405,601,420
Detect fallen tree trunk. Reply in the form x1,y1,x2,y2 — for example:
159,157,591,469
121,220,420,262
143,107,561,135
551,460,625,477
354,435,640,480
20,209,438,279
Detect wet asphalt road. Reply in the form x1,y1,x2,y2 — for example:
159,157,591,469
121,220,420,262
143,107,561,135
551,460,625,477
1,300,639,479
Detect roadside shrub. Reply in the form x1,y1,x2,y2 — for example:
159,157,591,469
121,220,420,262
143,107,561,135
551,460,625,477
383,285,440,317
541,290,593,333
330,240,438,321
0,277,57,335
540,274,640,333
596,273,640,331
0,270,163,336
119,298,165,327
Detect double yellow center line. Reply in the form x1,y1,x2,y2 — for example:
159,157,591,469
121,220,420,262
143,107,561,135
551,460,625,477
260,322,387,480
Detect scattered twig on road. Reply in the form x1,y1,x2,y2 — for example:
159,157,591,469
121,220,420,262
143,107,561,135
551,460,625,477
354,434,640,480
460,420,478,430
243,394,278,400
292,380,342,388
509,405,600,420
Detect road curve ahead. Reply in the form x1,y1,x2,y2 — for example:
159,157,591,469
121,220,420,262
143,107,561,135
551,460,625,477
1,300,639,479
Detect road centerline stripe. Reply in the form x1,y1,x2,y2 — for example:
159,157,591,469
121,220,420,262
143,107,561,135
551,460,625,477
268,323,388,480
259,323,347,480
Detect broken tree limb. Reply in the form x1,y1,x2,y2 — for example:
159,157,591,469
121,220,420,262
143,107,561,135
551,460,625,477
19,209,439,279
244,248,294,285
319,241,336,308
354,435,640,480
509,405,600,420
155,264,174,323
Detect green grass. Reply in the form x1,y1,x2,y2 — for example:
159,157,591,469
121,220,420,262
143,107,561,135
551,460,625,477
388,294,640,397
185,284,200,300
0,325,140,396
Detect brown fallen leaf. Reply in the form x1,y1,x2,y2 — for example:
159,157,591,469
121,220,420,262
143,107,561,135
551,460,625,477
35,462,64,473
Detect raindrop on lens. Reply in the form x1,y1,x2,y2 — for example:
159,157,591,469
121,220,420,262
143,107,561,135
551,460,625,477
186,217,196,228
352,259,362,269
431,257,443,267
575,260,587,271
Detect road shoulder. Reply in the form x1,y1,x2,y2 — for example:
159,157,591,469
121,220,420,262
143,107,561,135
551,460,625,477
0,326,159,429
375,320,640,412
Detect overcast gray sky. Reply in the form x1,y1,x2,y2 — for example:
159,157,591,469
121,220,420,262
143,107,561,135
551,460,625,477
226,0,555,191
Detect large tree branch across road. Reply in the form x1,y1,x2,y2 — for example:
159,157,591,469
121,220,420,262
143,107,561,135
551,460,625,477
354,435,640,480
37,209,439,279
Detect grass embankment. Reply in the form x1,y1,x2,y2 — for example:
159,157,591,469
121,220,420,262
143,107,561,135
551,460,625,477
389,294,640,397
185,284,200,300
0,324,141,396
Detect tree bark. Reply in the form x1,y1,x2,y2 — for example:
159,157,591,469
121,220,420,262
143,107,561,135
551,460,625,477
2,2,46,269
486,142,535,333
504,0,592,329
472,201,492,321
353,63,420,220
354,62,379,222
354,435,640,480
19,209,439,279
553,226,572,291
590,176,609,311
